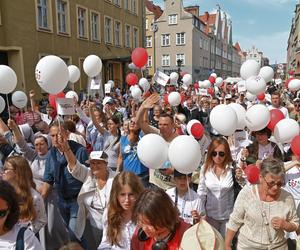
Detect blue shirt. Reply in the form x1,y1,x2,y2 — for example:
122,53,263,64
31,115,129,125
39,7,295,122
120,135,148,175
44,140,89,200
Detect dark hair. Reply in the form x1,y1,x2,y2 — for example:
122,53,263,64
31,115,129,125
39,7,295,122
63,120,76,133
159,113,174,123
0,180,20,231
109,116,122,146
34,135,48,145
254,127,272,138
133,189,180,232
271,91,281,97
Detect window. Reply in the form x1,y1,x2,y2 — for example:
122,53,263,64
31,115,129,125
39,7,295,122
147,56,152,67
176,54,185,66
161,34,170,46
131,0,137,14
162,54,170,67
77,6,88,38
37,0,51,30
133,27,139,48
125,24,131,48
114,0,121,6
146,19,148,30
124,0,130,10
114,20,121,46
56,0,69,34
91,11,100,42
104,16,113,44
199,37,203,48
168,14,177,25
176,33,185,45
146,36,152,48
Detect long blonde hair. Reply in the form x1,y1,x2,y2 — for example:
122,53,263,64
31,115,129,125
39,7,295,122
5,156,37,222
107,172,144,247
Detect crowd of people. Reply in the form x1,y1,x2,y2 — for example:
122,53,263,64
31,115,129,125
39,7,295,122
0,77,299,250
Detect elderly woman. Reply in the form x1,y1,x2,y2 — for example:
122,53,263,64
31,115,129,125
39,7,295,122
225,157,299,250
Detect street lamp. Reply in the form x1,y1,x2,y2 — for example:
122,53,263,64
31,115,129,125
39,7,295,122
177,59,183,86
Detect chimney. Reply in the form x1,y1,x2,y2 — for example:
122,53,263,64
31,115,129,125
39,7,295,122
205,11,209,22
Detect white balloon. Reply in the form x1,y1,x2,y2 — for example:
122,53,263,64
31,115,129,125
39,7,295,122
131,87,142,100
168,92,181,106
137,134,169,169
259,66,274,83
35,55,69,94
288,79,300,92
215,77,223,87
0,96,5,113
0,65,17,94
182,74,192,86
65,91,79,101
210,105,238,136
128,63,137,70
186,119,201,135
245,104,270,131
240,59,260,80
139,78,150,92
168,135,201,174
246,91,256,101
198,81,204,88
68,65,80,83
12,91,28,109
214,86,219,94
274,119,300,143
107,80,114,89
228,103,246,130
202,80,211,89
210,73,217,78
83,55,102,77
170,72,179,85
246,76,266,95
129,85,139,92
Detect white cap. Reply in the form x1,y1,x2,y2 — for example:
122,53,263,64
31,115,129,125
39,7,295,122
86,151,108,163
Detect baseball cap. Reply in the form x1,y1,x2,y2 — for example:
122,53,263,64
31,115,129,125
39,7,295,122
225,94,232,100
293,97,300,102
86,151,108,163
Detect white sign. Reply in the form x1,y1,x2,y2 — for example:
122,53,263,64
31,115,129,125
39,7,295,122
90,78,101,90
104,83,111,94
197,89,208,96
153,71,170,86
237,80,246,93
56,98,75,116
275,79,282,85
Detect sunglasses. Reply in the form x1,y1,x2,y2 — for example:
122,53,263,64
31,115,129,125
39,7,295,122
212,151,225,157
0,209,8,218
263,177,284,188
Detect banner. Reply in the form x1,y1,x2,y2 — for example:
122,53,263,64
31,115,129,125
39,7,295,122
56,98,75,116
90,78,101,90
153,71,170,87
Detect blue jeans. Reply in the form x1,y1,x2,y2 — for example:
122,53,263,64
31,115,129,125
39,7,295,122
57,196,79,241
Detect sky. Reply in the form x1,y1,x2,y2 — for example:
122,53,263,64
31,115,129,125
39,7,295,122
152,0,299,64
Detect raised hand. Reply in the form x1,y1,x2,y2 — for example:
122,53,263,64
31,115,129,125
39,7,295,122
7,119,17,130
29,90,35,99
141,93,160,109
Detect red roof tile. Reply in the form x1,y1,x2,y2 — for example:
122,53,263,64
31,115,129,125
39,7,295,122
145,0,163,19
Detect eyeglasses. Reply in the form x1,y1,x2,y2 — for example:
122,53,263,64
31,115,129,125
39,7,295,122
263,177,284,188
0,209,8,218
118,193,136,201
212,151,225,157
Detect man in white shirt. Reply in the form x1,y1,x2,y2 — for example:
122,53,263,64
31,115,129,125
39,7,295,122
268,91,289,118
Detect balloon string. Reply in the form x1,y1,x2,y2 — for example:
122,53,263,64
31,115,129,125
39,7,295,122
186,175,192,207
6,94,11,119
141,68,144,78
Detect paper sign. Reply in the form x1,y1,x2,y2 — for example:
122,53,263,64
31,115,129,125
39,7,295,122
56,98,75,116
234,130,251,148
197,89,208,96
153,71,170,87
90,78,101,90
237,80,246,93
104,83,111,94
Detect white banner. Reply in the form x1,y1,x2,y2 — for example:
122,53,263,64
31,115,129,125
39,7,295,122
90,78,101,90
197,89,208,96
237,80,246,93
56,98,75,116
153,71,170,87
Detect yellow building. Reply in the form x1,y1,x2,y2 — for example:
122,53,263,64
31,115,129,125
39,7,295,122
0,0,145,95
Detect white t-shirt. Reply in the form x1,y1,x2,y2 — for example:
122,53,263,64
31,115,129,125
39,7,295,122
166,187,203,225
0,224,42,250
284,162,300,206
268,105,289,118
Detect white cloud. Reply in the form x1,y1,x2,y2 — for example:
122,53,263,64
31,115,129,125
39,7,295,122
234,31,289,63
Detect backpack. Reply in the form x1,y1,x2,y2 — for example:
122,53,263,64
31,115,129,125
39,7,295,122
16,227,27,250
180,220,225,250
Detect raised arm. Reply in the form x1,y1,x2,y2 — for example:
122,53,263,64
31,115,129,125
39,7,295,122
88,102,107,135
29,90,40,113
136,93,160,134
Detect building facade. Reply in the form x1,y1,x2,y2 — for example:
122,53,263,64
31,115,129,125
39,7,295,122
0,0,145,95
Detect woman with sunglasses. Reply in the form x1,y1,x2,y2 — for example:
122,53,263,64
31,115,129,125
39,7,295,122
0,180,42,249
98,171,144,250
225,158,299,250
1,156,47,235
197,137,235,238
60,129,115,249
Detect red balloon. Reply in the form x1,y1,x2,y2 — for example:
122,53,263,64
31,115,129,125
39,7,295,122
267,109,285,131
208,76,216,84
126,73,138,86
180,72,188,77
257,93,265,101
208,87,214,96
163,94,169,104
194,83,199,89
291,135,300,157
49,92,65,110
180,93,185,104
167,86,175,93
143,91,151,98
131,47,148,68
191,123,205,139
244,164,260,184
289,70,295,76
